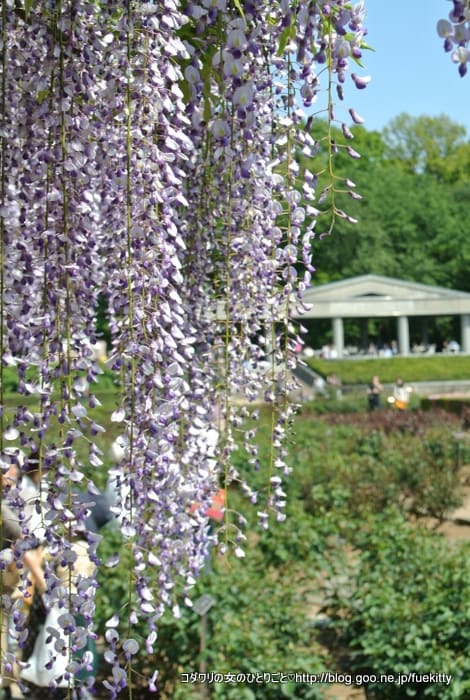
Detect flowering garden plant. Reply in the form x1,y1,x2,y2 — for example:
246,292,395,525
0,0,465,696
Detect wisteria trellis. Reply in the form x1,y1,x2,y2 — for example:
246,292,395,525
0,0,464,697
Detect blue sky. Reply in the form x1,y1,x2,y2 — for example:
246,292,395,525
340,0,470,134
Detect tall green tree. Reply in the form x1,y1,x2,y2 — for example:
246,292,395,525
309,116,470,294
382,113,468,178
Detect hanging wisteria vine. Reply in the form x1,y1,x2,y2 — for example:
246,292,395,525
437,0,470,75
2,0,458,697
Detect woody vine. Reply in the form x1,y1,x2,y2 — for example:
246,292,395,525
0,0,467,697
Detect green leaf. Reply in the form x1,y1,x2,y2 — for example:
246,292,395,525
200,47,217,122
277,25,294,57
232,0,245,21
24,0,34,19
37,89,50,105
351,55,366,68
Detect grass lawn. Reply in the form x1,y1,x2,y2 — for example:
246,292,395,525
305,354,470,384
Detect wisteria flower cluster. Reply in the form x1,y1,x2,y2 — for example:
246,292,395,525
0,0,369,696
437,0,470,75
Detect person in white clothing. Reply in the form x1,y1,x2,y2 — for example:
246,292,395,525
391,377,411,410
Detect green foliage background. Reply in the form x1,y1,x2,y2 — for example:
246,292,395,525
90,396,470,699
299,113,470,349
2,354,469,698
308,114,470,293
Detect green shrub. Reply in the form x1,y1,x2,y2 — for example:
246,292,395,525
421,397,470,415
298,391,366,414
286,411,463,530
95,524,326,699
7,379,461,699
1,366,20,392
325,510,470,699
205,554,325,700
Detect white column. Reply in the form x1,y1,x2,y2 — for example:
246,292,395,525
332,317,344,358
461,314,470,353
397,316,410,356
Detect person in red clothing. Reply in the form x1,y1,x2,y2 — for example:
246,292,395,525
204,489,225,522
190,488,226,522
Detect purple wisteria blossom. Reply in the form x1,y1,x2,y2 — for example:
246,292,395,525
0,0,371,695
437,1,470,75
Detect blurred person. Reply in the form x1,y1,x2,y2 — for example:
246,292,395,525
313,374,328,398
1,451,45,698
20,450,110,696
390,377,411,411
367,375,382,411
327,372,342,400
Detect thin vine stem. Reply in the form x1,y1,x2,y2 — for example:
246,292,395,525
125,2,136,696
223,151,233,552
58,3,75,697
